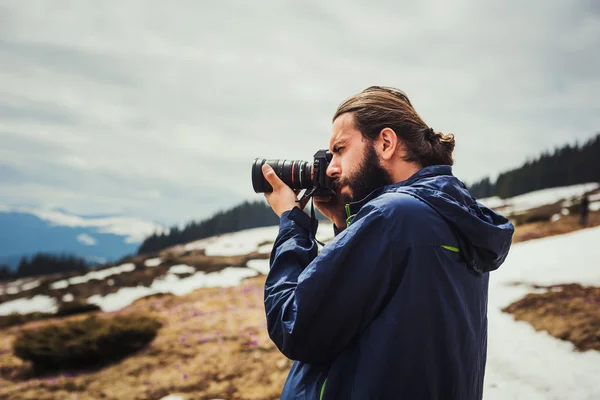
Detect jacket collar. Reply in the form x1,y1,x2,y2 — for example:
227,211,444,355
344,165,454,225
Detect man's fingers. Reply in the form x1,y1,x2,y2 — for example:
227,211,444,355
262,164,283,189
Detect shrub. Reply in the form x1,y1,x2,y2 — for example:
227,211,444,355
55,301,101,317
13,314,161,370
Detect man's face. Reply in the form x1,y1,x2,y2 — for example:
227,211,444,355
327,113,394,203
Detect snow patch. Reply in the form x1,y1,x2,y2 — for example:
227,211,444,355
246,259,270,275
588,193,600,202
159,395,185,400
257,243,273,254
68,263,136,285
88,267,259,312
87,287,154,313
50,280,69,290
475,196,505,209
590,201,600,212
21,280,40,291
0,295,57,315
180,222,334,256
144,257,162,267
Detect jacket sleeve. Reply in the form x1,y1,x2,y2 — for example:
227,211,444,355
264,203,406,364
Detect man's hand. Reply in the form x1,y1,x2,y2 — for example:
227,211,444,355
314,193,347,230
262,164,309,217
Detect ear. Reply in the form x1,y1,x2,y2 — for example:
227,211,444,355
378,127,398,161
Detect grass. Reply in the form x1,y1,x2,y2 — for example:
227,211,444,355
0,277,289,400
502,284,600,352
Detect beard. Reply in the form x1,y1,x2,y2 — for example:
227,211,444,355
336,142,394,203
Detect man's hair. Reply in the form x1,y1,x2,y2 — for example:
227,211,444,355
333,86,455,167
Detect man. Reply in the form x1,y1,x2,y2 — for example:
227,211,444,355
261,86,514,399
580,195,590,226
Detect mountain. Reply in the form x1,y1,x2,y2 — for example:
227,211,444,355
0,206,167,269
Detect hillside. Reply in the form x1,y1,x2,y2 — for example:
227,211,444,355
0,184,600,400
0,184,599,399
1,183,598,315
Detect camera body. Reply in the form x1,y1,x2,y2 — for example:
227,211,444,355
252,149,336,198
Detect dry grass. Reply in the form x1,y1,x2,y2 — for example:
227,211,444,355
0,276,289,400
511,211,600,244
502,284,600,352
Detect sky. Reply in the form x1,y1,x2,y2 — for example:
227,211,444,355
0,0,599,226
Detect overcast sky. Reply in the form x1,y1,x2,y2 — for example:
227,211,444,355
0,1,599,226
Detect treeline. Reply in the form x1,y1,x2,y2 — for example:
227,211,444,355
469,132,600,199
138,200,280,255
0,253,90,281
138,200,327,255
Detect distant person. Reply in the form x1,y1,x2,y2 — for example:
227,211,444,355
260,86,514,399
580,195,590,226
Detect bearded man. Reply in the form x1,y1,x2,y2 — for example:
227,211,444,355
261,86,514,400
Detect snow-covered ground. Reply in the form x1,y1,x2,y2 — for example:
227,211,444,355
0,278,41,296
144,257,162,267
478,182,599,214
87,266,258,312
0,295,57,315
246,259,270,274
50,263,136,289
179,220,335,256
484,226,600,400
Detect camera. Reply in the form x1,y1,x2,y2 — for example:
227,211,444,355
252,150,336,198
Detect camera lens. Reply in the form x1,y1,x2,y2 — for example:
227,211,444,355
252,158,313,193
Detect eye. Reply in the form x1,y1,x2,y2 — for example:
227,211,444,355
333,146,344,154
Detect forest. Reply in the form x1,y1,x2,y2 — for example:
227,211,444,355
0,253,90,281
468,132,599,199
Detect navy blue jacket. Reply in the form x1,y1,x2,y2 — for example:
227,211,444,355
264,165,514,399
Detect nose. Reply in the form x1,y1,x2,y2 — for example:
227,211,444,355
327,158,341,179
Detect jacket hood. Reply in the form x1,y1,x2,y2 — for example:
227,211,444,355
346,165,514,274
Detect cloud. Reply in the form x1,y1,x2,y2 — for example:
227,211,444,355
0,1,599,225
76,234,97,246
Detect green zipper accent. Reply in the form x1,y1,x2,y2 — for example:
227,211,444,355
345,204,356,226
320,378,328,400
441,245,460,253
